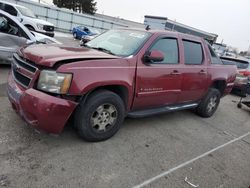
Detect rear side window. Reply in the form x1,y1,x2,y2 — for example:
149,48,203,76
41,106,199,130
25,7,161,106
150,38,179,64
4,4,17,16
183,40,203,65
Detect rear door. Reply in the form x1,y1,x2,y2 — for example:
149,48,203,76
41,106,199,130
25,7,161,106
133,35,182,110
178,39,208,103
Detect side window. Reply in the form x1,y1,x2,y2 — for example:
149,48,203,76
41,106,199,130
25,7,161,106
0,14,28,39
150,38,179,64
4,4,18,16
183,40,203,65
207,44,222,64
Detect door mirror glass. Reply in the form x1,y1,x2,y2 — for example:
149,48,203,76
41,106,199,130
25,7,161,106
144,50,165,63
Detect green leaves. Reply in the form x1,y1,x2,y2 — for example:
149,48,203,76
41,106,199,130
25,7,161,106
53,0,97,14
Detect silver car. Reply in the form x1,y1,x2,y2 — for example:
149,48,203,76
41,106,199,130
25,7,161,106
0,10,60,64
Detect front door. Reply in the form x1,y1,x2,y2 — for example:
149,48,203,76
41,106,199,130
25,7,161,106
133,37,182,110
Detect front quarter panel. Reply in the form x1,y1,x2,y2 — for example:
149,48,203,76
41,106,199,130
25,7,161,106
57,58,136,107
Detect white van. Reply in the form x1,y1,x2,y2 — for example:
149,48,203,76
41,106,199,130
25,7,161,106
0,1,54,37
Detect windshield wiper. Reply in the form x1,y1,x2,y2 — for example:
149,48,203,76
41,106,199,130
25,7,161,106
91,47,115,55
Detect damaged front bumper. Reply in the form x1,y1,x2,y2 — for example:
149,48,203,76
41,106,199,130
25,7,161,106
7,72,78,134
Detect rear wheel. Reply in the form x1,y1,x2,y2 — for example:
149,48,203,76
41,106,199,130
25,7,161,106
196,88,221,117
75,90,125,142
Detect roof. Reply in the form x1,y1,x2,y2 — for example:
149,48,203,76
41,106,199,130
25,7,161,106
221,56,250,63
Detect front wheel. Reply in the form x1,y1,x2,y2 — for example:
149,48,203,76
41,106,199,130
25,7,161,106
75,90,125,142
196,88,221,118
73,32,77,39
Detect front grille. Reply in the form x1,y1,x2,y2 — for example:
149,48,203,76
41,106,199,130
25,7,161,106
13,69,31,87
43,25,54,32
13,54,37,73
12,54,38,88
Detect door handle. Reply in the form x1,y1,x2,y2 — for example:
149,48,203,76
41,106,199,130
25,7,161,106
199,70,207,74
170,70,181,75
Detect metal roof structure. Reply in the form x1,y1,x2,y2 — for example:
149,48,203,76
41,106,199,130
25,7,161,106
144,15,218,43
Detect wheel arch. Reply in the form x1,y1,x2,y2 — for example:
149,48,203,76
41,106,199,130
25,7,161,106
24,24,35,30
80,84,130,111
210,79,227,96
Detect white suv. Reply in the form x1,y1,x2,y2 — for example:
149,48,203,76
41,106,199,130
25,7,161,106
0,1,55,37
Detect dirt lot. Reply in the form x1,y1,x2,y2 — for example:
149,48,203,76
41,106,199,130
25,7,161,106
0,34,250,188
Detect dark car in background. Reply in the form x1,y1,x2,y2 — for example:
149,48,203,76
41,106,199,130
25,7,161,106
221,56,250,95
72,25,100,39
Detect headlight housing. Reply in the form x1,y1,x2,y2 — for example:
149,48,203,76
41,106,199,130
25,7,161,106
37,70,72,94
37,24,44,30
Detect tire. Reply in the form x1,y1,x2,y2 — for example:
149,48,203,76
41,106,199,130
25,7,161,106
73,32,77,39
196,88,221,118
75,90,125,142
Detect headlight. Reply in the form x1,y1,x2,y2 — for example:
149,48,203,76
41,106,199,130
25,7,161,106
37,70,72,94
37,24,44,30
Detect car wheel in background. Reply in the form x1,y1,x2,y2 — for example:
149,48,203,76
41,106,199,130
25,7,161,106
26,25,35,31
73,32,77,39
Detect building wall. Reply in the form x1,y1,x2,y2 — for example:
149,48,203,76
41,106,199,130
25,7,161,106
144,17,166,30
8,0,144,33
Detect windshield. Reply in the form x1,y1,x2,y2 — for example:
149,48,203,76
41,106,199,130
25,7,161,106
16,6,36,18
85,29,151,57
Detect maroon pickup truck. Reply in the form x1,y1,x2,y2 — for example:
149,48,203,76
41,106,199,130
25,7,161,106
7,28,237,141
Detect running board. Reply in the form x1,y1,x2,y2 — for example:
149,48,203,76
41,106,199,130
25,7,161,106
127,103,198,118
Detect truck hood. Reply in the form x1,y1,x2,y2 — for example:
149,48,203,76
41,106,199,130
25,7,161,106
19,44,119,67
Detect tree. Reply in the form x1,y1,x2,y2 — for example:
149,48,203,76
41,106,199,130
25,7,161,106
53,0,97,14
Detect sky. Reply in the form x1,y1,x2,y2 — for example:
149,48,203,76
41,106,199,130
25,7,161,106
43,0,250,51
95,0,250,51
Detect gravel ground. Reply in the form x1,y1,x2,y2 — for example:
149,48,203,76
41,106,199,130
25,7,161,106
0,35,250,188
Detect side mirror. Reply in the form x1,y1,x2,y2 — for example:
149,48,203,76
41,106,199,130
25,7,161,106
144,50,164,63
